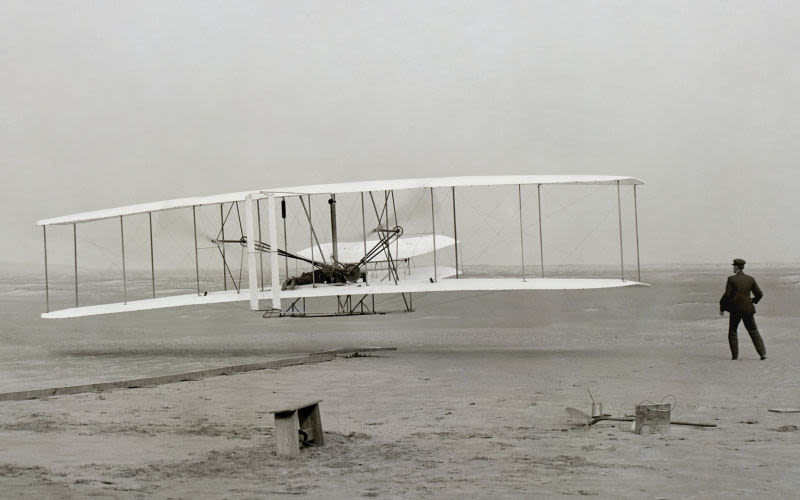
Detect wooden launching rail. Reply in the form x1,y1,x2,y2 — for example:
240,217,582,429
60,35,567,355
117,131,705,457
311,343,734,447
0,354,335,402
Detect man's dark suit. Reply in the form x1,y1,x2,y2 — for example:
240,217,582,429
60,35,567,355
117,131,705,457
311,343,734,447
720,271,766,359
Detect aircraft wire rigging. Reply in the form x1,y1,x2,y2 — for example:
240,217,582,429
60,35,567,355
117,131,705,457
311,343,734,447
456,189,521,265
556,203,619,267
37,176,646,319
539,185,603,218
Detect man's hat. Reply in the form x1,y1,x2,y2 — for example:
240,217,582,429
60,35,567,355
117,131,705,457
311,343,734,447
732,258,746,267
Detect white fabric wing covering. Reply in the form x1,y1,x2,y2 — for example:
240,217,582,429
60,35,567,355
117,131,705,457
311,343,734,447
295,235,456,263
37,175,643,226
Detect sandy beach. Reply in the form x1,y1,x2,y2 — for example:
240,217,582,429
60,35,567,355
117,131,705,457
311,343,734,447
1,267,799,499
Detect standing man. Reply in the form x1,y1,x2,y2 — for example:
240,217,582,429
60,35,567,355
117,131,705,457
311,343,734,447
719,258,766,360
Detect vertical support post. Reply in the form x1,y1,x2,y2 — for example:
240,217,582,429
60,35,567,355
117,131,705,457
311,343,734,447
537,184,544,278
361,192,367,261
633,185,641,282
148,212,155,298
73,223,78,307
518,184,526,282
257,199,264,291
390,190,400,271
452,187,459,279
282,198,288,279
430,187,437,282
268,194,282,311
309,194,315,288
617,181,625,281
220,203,227,291
391,190,399,228
329,194,338,264
361,192,368,286
245,194,259,310
43,226,49,313
120,216,127,304
192,206,200,295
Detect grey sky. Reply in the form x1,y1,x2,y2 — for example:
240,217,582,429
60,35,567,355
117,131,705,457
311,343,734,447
2,0,798,269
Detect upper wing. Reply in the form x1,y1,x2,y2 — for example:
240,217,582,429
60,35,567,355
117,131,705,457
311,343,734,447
266,175,644,197
37,175,643,226
36,190,257,226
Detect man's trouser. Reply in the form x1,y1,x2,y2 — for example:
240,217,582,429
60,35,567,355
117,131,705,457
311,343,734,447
728,311,766,359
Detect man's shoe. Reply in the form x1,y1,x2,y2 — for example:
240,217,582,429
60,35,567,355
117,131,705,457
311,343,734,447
761,355,767,360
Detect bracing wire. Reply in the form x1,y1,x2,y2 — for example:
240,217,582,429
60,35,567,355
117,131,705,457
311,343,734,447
556,204,618,266
455,188,519,263
540,185,604,219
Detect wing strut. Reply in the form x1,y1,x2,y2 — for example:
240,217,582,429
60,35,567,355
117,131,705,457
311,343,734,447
518,184,525,282
245,194,259,310
257,200,265,291
148,212,155,298
43,226,49,313
220,203,227,290
73,223,78,307
192,206,200,296
430,188,437,282
634,184,641,282
452,187,459,279
281,198,288,279
616,180,624,281
120,216,127,304
267,194,281,311
308,195,315,287
537,184,544,278
329,194,339,264
361,192,367,261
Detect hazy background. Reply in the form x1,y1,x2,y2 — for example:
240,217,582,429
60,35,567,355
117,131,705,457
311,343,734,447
2,0,798,271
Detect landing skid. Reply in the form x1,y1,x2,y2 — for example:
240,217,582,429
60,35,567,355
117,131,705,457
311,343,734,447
261,293,414,318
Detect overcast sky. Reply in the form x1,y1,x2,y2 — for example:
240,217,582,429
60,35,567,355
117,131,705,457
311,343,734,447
2,0,798,270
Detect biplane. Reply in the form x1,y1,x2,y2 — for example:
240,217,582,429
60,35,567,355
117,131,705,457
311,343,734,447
37,175,647,319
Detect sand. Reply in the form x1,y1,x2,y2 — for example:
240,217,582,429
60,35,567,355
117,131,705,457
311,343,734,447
1,267,799,498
